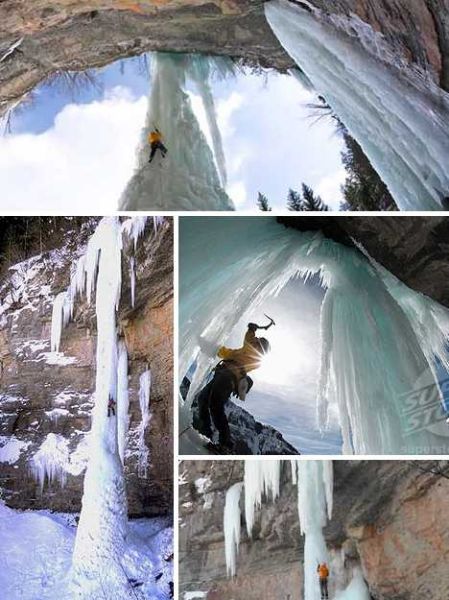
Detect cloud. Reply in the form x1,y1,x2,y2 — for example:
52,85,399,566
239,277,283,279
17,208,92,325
227,180,248,207
316,168,346,210
0,86,147,211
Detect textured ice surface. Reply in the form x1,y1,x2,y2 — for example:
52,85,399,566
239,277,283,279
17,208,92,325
266,0,449,210
119,53,233,211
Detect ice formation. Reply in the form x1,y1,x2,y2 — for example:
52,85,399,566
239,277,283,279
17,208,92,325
0,435,30,464
243,460,281,536
117,340,130,465
137,368,152,478
224,482,243,577
119,53,234,211
180,217,449,454
31,433,70,491
43,217,154,598
265,0,449,210
295,460,333,600
335,568,371,600
129,257,136,308
50,291,71,352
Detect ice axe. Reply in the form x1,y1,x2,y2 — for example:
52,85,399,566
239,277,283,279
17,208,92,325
264,313,276,327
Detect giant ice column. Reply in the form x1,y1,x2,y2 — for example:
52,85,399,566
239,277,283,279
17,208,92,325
265,0,449,211
119,53,234,211
179,217,449,455
296,460,333,600
68,218,133,599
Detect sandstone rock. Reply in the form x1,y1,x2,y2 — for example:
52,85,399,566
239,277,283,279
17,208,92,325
0,217,173,517
1,0,448,115
179,459,449,600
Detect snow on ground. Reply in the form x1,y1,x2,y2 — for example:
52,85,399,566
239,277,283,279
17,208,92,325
0,503,173,600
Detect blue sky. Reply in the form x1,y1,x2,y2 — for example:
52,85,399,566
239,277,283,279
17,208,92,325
0,53,346,211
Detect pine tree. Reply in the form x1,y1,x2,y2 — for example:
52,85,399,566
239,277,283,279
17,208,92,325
300,183,329,211
257,192,272,212
287,189,303,211
340,134,397,211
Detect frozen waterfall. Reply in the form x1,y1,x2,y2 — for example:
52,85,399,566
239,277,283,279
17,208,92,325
295,460,333,600
119,53,234,211
265,0,449,211
68,217,134,599
180,217,449,455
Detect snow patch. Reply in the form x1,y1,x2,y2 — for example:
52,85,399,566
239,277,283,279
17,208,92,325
0,436,31,464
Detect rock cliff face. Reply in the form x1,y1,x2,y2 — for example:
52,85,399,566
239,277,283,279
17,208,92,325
179,459,449,600
0,217,173,517
0,0,448,114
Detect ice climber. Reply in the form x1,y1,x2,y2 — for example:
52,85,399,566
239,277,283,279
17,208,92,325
317,563,330,599
148,128,168,163
107,396,116,417
194,316,275,452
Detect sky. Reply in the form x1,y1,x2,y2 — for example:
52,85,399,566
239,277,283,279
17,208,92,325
223,277,343,454
0,54,346,212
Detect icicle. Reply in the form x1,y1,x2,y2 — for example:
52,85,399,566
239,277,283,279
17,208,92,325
50,291,72,352
243,460,281,536
224,482,243,577
137,368,151,478
130,257,136,308
265,0,449,210
119,53,234,211
31,433,70,491
122,216,148,250
117,340,129,465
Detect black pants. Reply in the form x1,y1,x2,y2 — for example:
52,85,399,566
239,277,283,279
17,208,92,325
108,406,116,417
149,141,168,162
319,578,328,599
195,368,235,447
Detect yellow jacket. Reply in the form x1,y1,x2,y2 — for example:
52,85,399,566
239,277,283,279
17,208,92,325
149,130,162,144
217,328,263,374
318,564,329,579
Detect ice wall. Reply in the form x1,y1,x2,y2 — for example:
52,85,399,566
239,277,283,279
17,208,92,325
119,53,234,211
180,217,449,454
265,0,449,211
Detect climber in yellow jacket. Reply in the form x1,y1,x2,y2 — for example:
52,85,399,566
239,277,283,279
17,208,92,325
317,563,330,599
194,317,275,452
148,128,168,163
